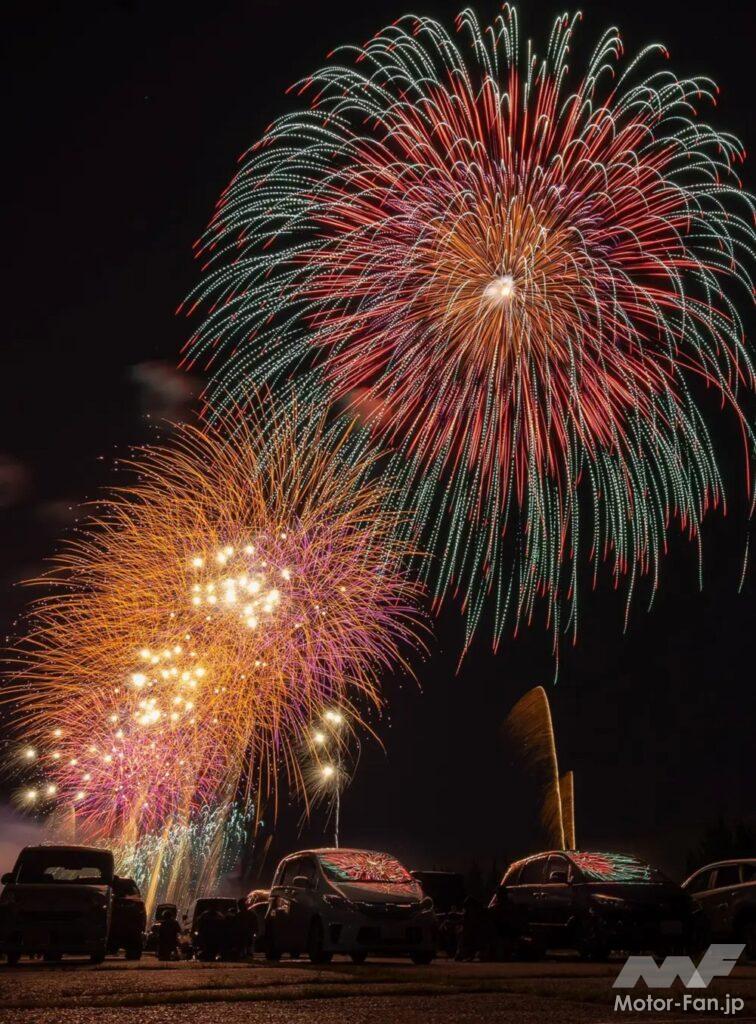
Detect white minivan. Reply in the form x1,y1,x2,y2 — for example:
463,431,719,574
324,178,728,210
264,848,436,964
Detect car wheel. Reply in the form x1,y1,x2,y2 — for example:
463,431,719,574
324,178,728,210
90,950,106,965
410,951,434,965
350,951,368,964
577,916,610,962
307,918,333,964
515,937,543,961
5,952,20,967
43,952,62,963
263,925,281,961
125,946,143,961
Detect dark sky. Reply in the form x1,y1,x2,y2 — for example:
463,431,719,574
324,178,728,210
1,0,754,884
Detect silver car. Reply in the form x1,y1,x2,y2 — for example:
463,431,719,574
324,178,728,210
682,859,756,959
264,848,436,964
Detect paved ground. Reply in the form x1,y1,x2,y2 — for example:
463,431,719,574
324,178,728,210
1,956,755,1023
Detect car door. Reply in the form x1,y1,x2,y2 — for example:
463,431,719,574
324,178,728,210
511,856,548,940
537,854,575,945
270,858,300,948
287,856,318,951
705,864,742,938
684,868,715,939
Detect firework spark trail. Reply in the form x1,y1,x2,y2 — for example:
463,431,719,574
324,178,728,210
183,7,755,657
5,403,424,855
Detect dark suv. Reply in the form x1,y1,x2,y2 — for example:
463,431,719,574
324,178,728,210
682,859,756,959
490,850,692,960
0,845,114,964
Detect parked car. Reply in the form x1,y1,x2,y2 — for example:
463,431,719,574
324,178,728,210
411,871,465,956
188,897,239,960
682,859,756,959
490,850,692,960
0,845,114,965
265,848,436,964
244,888,270,952
107,876,146,960
144,902,179,952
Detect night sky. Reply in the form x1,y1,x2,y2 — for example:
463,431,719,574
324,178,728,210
2,0,753,884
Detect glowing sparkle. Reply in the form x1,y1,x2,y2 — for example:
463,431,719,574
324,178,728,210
483,274,515,304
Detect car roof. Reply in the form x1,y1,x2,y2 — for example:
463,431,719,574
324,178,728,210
509,850,578,866
689,858,756,873
507,850,648,870
20,844,112,855
280,848,396,861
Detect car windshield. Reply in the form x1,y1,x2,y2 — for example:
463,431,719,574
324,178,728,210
194,899,237,915
319,851,412,884
570,852,665,883
15,848,113,884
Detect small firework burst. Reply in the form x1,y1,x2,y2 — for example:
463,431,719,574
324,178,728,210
5,402,424,851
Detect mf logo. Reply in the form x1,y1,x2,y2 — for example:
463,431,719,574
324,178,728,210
614,944,744,989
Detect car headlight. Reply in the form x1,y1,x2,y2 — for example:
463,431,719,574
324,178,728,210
419,897,434,913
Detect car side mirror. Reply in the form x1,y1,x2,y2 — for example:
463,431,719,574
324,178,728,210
549,870,569,884
292,875,312,890
1,873,13,885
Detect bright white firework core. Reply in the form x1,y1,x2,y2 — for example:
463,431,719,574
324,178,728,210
484,274,515,305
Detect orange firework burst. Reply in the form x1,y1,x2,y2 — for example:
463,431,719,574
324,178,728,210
5,401,424,842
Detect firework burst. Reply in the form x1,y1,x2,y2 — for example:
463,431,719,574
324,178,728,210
5,404,424,847
184,7,755,655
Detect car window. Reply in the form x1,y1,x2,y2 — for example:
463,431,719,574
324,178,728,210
319,851,412,884
288,858,316,887
503,864,521,885
713,865,741,889
193,899,236,921
518,858,547,884
15,849,113,884
281,859,302,885
546,855,570,882
569,852,665,884
685,870,713,895
298,858,317,884
741,864,756,884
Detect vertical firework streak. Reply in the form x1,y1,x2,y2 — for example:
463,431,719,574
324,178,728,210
4,404,424,893
560,771,576,850
505,685,566,849
183,7,755,657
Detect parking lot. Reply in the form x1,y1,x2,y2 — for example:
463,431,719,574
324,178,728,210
2,955,755,1024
